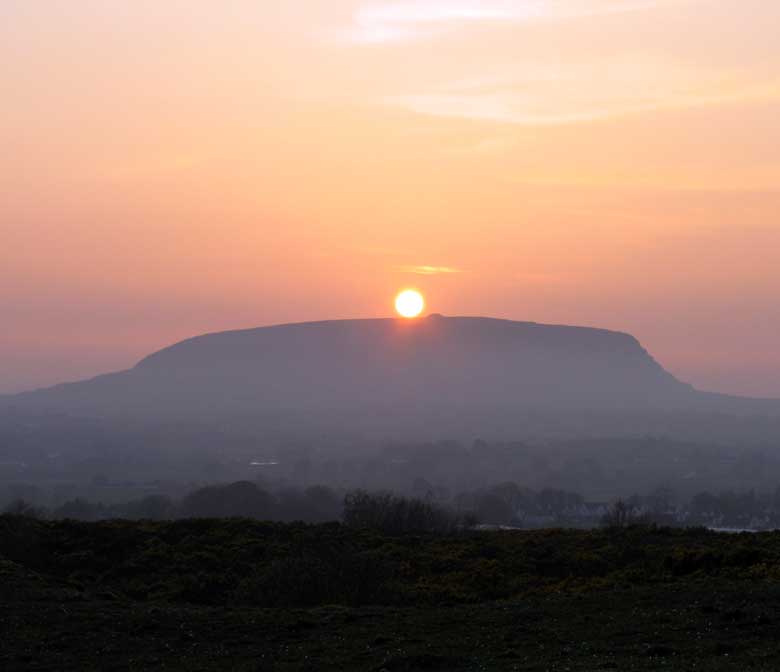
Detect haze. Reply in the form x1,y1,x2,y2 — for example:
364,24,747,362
3,0,780,396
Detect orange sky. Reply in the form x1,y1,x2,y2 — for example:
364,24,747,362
2,0,780,396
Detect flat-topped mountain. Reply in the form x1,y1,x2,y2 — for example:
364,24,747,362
8,316,701,415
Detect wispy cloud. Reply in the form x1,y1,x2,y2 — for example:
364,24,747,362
387,63,780,125
399,265,462,275
337,0,684,44
447,136,517,156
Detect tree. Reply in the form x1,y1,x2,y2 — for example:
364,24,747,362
180,481,274,519
475,493,513,525
2,499,43,519
122,495,175,520
304,485,341,522
55,498,105,521
343,490,461,535
601,499,647,528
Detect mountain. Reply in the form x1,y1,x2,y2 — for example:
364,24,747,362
7,315,704,416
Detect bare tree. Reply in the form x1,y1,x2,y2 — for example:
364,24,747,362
601,499,647,528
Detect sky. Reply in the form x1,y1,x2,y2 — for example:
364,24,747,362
2,0,780,397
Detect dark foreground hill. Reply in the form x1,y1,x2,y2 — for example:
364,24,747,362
8,316,704,414
4,517,780,670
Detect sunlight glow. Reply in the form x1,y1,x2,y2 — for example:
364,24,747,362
395,290,426,318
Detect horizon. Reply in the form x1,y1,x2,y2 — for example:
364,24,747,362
3,1,780,397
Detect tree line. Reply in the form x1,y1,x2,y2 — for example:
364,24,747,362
8,480,780,531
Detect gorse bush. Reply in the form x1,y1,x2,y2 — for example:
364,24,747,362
3,517,780,608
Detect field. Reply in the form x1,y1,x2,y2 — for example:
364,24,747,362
4,517,780,670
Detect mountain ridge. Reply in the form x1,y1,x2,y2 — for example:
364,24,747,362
4,315,711,415
136,315,654,370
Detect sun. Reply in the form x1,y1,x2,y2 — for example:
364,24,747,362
395,289,425,318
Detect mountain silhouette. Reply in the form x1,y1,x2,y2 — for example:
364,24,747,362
7,316,710,415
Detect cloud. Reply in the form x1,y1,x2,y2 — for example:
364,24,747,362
338,0,685,44
447,136,517,156
386,62,780,125
399,265,462,275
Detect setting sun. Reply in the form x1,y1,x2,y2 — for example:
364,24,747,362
395,290,425,318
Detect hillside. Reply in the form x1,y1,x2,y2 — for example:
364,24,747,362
8,316,699,416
